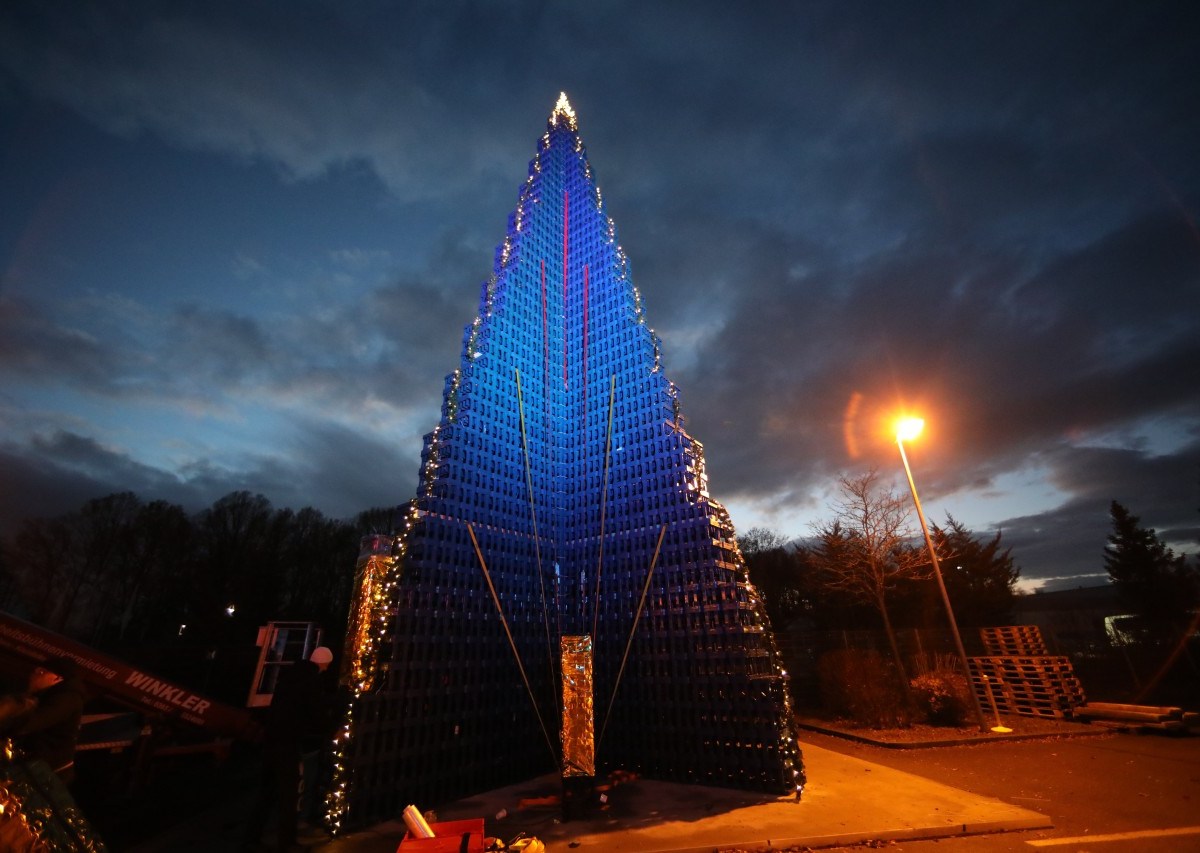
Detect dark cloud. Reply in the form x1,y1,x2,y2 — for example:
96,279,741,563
1,1,1198,587
0,294,125,388
0,439,119,531
666,200,1200,560
165,304,275,383
997,436,1200,588
286,419,418,517
0,430,197,533
0,417,416,534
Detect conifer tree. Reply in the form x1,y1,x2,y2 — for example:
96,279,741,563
1103,500,1198,636
928,515,1020,627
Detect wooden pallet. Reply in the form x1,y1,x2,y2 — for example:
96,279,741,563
980,625,1048,656
970,654,1085,719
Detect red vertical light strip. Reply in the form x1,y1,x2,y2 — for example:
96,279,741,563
582,263,589,425
562,190,569,390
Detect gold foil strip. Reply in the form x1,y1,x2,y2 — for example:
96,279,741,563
560,635,594,777
342,535,395,693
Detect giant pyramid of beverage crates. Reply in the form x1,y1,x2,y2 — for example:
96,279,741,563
327,95,804,830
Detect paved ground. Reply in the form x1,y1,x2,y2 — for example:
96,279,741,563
126,722,1125,852
275,740,1051,853
792,726,1200,853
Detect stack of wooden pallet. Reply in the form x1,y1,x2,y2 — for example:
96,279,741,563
970,626,1086,719
979,625,1048,656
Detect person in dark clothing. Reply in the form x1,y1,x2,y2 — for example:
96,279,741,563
242,646,335,853
2,656,87,783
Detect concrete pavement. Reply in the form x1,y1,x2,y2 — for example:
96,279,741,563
316,742,1051,853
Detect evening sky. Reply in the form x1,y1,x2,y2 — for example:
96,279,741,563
2,2,1198,590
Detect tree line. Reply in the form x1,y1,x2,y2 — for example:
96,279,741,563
741,470,1022,633
1,477,1193,706
741,470,1199,650
740,470,1200,718
0,490,399,702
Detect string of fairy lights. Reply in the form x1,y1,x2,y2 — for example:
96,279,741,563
324,425,444,833
684,459,805,795
326,408,458,830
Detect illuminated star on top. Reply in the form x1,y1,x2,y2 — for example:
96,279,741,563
551,91,578,130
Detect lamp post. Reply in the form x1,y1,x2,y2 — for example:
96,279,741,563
895,418,988,732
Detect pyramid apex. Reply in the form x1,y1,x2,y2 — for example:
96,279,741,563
550,92,578,131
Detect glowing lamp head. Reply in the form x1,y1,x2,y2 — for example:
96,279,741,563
896,417,925,442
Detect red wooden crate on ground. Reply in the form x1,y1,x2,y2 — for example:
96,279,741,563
397,818,486,852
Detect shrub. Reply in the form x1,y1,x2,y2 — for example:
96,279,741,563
817,648,913,728
910,669,971,725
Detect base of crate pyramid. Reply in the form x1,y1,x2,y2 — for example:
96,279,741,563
329,96,805,831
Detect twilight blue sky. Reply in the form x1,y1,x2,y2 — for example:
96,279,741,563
2,2,1198,591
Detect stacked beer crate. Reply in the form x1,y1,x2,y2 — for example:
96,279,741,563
969,626,1086,719
334,97,805,828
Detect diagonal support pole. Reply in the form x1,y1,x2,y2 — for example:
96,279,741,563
515,368,558,717
468,523,560,769
596,523,667,751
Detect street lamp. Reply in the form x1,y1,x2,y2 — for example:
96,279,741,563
895,418,989,732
